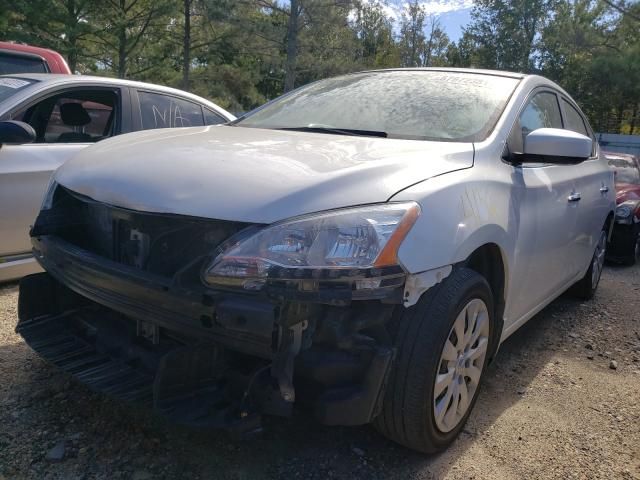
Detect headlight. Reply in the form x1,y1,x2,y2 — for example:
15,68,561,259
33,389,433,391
615,200,639,224
203,202,420,286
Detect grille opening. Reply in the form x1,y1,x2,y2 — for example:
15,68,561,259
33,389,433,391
36,187,253,279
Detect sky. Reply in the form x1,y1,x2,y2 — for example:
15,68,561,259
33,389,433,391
381,1,474,42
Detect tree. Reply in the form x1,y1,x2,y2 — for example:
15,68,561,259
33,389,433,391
398,0,426,67
538,0,640,133
350,0,398,67
88,0,174,78
8,0,96,72
423,15,450,67
182,0,192,89
244,1,354,92
397,4,450,68
464,0,555,72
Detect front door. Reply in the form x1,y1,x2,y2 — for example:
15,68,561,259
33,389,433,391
504,90,582,325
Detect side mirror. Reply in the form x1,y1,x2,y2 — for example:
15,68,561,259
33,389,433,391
0,120,36,145
521,128,592,164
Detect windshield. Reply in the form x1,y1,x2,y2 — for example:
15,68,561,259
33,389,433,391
0,77,38,103
236,71,520,142
607,155,640,185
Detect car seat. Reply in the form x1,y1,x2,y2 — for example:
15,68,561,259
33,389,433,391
57,103,92,143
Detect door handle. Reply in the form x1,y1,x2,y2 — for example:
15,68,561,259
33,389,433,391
600,186,609,193
567,192,582,202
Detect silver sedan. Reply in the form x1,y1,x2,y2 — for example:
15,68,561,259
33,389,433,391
0,74,234,282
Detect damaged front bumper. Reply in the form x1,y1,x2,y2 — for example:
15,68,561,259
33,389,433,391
17,234,399,436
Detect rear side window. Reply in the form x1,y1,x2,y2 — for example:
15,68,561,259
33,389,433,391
204,109,226,125
0,52,48,75
562,99,588,136
138,91,204,129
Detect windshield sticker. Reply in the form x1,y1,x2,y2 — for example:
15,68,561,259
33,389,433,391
0,78,31,89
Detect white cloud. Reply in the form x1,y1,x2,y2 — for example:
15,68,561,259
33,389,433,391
379,1,473,21
419,0,474,15
351,0,474,37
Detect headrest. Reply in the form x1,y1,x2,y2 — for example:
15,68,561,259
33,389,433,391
60,103,91,127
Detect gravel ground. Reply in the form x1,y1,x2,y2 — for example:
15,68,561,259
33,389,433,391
1,266,639,480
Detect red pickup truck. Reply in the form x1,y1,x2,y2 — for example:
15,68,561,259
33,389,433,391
0,42,71,75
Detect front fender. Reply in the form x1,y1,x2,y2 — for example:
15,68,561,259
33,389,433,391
395,170,514,275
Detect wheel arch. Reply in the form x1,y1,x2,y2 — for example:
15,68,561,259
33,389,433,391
461,242,507,361
604,210,615,242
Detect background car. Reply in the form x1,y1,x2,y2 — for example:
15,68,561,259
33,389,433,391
0,42,71,75
0,74,235,282
604,150,640,264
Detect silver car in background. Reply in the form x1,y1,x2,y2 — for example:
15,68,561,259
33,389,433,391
0,74,234,282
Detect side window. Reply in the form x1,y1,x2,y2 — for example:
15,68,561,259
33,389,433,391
12,90,117,143
561,99,588,136
138,91,204,129
519,92,563,141
204,108,226,125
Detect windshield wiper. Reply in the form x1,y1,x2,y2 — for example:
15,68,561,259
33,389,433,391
276,126,387,138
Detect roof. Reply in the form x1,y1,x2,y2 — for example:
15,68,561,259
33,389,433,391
0,73,234,119
359,67,527,79
5,73,193,91
0,42,64,57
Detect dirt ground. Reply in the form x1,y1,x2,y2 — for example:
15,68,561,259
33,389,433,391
1,265,639,480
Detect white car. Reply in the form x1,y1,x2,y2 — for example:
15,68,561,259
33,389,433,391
16,69,614,452
0,74,234,282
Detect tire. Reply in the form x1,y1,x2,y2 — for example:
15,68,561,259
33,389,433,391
374,268,494,453
570,229,607,300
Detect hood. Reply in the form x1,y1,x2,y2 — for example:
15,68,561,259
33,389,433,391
55,125,473,223
615,183,640,204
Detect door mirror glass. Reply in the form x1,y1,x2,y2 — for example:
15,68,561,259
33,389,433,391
0,120,36,145
522,128,592,163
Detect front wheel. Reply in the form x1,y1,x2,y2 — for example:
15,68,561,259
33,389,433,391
374,268,494,453
570,229,607,300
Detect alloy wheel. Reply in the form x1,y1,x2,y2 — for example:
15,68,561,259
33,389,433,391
433,298,490,433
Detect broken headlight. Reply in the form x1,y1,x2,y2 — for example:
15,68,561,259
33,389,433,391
615,200,640,224
203,202,420,286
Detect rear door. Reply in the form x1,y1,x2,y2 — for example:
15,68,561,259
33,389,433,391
561,97,613,274
0,85,127,261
